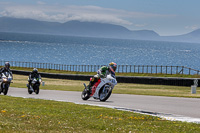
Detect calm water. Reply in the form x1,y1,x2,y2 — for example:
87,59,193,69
0,32,200,70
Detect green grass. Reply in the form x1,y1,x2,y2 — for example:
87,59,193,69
10,66,200,78
0,96,200,132
11,74,200,98
2,68,200,132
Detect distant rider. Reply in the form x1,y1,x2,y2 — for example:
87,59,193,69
0,62,13,78
28,68,41,88
87,62,117,93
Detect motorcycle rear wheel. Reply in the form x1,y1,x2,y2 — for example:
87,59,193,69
81,89,90,100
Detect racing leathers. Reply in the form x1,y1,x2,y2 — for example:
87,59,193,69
87,66,116,92
28,72,41,86
0,67,13,78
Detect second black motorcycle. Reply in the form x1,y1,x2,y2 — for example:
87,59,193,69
27,77,41,94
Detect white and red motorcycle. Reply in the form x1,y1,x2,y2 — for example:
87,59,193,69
81,74,117,101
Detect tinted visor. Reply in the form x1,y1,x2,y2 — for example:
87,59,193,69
112,66,117,72
113,66,117,71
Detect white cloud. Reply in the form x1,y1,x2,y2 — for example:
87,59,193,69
185,25,199,30
134,23,147,27
37,1,46,5
0,2,174,26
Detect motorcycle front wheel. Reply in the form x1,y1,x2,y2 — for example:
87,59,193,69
2,83,8,95
99,85,112,102
81,88,90,100
3,87,8,95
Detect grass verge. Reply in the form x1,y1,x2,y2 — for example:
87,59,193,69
0,96,200,132
11,74,200,98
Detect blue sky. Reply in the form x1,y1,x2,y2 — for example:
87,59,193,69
0,0,200,36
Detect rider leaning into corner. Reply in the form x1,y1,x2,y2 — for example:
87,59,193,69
0,62,13,78
87,62,117,93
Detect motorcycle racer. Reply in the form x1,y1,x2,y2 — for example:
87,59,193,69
28,68,41,88
0,62,13,94
87,62,117,93
0,62,13,78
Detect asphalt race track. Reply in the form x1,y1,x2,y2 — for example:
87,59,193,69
5,87,200,123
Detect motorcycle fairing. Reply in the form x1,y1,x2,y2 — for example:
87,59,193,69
90,79,101,96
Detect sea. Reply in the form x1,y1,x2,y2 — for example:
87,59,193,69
0,32,200,70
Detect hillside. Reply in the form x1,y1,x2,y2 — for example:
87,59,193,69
0,17,159,40
0,17,200,43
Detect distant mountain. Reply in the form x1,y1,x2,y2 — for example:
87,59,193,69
159,29,200,43
0,17,200,43
179,29,200,43
0,17,159,40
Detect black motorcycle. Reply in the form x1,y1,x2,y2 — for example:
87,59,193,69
0,72,13,95
27,78,41,94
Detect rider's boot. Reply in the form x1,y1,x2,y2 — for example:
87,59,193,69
87,80,95,94
87,76,99,93
86,85,91,93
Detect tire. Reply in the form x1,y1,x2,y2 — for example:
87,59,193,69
81,89,90,100
3,86,8,95
28,89,33,94
28,86,33,94
99,85,112,102
0,83,3,94
35,86,40,94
